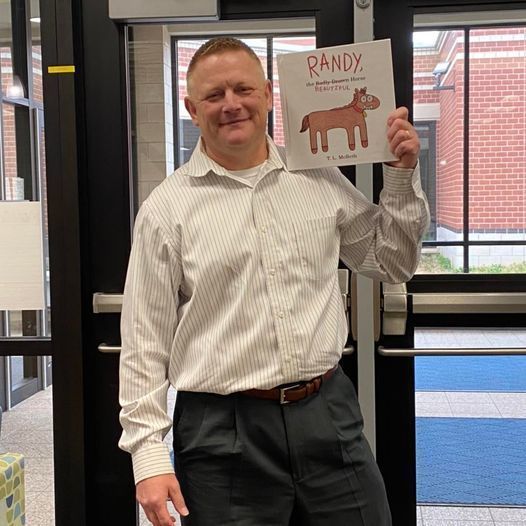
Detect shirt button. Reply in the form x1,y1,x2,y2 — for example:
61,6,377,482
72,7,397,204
278,311,285,318
269,269,276,276
284,356,291,364
261,226,267,233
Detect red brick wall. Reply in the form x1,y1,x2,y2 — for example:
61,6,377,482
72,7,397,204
2,103,18,182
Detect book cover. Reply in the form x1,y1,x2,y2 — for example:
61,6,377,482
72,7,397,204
277,39,397,170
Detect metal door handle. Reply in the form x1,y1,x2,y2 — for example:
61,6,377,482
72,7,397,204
93,293,123,313
98,343,121,353
378,346,526,357
382,288,526,336
413,293,526,313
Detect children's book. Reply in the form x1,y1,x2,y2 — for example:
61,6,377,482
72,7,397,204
276,39,397,170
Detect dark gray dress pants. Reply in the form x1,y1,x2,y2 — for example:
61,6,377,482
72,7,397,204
173,367,392,525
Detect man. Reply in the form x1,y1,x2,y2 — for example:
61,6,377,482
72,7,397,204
119,37,429,526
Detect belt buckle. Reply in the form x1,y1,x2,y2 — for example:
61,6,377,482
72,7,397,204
279,383,301,405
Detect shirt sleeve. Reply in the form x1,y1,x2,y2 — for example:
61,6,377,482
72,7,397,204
118,201,182,484
338,162,430,283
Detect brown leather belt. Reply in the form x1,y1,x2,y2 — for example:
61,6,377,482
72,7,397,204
240,366,338,405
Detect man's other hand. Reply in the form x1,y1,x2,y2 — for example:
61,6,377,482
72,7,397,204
137,473,189,526
386,106,420,169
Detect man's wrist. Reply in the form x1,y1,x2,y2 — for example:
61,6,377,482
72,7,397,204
382,162,419,194
132,442,174,484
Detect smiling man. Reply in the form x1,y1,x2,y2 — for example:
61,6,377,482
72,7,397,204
119,37,430,526
184,44,272,169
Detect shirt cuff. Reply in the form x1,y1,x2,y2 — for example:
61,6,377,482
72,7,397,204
382,162,420,194
132,442,174,485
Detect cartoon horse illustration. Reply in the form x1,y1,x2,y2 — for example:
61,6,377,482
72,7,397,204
299,87,381,154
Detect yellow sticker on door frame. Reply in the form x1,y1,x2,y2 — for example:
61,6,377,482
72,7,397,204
48,65,76,74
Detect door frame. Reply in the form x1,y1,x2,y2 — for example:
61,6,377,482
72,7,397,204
39,0,86,524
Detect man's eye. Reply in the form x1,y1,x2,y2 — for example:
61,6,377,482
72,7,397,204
206,93,222,101
237,87,254,94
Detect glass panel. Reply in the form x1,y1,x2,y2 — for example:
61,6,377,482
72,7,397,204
469,27,526,244
129,31,271,209
417,243,526,274
413,29,465,267
0,0,28,101
415,246,460,274
38,113,51,333
10,355,37,393
0,0,15,98
30,1,43,104
2,103,19,191
176,38,207,166
128,26,185,208
272,36,316,147
2,370,55,525
1,105,50,336
414,329,526,508
414,27,526,275
469,244,526,273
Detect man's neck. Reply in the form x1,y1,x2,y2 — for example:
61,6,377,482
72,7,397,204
201,140,269,170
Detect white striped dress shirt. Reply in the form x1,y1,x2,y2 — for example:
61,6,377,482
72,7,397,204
119,138,430,483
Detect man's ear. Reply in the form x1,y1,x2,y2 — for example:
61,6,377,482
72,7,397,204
265,79,273,112
184,96,199,127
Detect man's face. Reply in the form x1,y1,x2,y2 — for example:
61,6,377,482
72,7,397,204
184,50,272,166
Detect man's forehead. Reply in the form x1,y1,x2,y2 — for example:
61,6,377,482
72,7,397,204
193,49,263,74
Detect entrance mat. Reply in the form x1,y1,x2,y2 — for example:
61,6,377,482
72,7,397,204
416,417,526,505
415,355,526,392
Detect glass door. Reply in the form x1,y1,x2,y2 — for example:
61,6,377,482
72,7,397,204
84,2,357,525
374,3,526,525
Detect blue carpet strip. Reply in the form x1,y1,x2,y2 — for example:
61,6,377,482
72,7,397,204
415,356,526,392
416,418,526,505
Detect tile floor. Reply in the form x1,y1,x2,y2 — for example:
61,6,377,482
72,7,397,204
4,386,526,526
1,387,54,526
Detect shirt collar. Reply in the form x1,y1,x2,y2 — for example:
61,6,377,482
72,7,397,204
181,136,286,178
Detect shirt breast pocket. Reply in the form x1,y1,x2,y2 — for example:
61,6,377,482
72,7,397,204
293,215,339,281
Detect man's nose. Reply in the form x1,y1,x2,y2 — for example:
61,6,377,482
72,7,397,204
223,90,242,111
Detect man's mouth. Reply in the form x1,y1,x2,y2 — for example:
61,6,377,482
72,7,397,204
220,118,249,126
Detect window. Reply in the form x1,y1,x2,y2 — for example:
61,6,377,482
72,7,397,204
414,27,526,274
128,29,315,208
